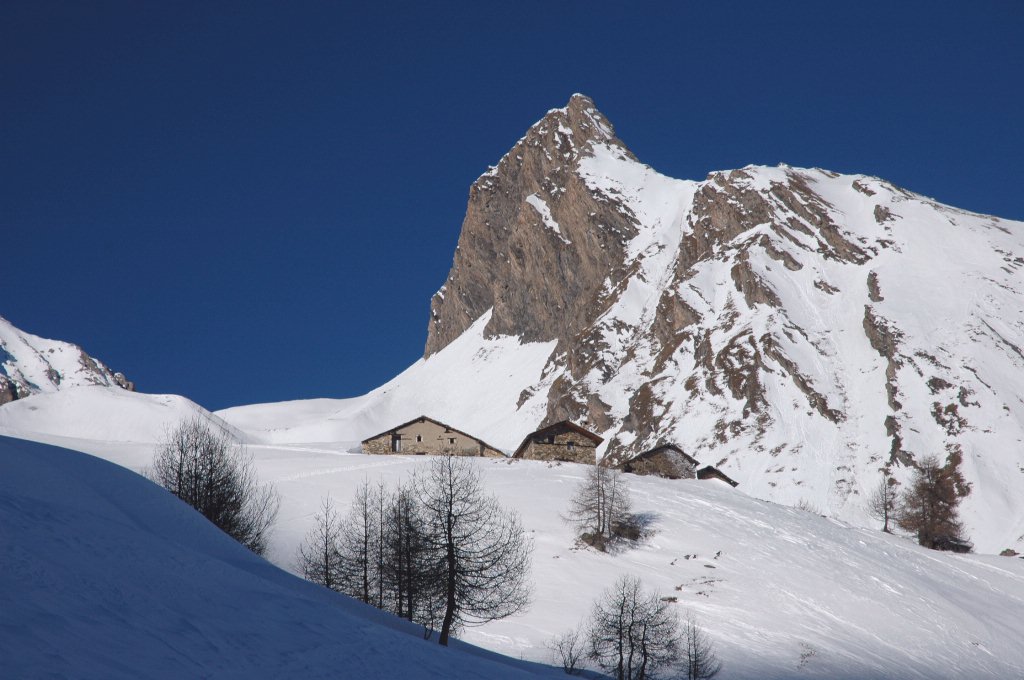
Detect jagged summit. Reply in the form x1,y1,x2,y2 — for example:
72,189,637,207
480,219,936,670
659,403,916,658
425,95,643,357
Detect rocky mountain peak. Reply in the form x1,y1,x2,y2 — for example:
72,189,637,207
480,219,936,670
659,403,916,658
424,95,641,357
0,316,134,405
417,96,1024,552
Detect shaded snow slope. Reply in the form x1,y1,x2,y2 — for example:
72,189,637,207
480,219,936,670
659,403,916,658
11,435,1024,680
0,436,556,679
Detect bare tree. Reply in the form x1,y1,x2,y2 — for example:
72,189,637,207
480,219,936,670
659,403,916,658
681,612,722,680
897,455,971,550
414,455,532,646
549,624,586,675
296,496,344,591
382,481,444,629
151,417,279,555
565,464,634,550
337,480,382,604
867,472,899,533
588,575,681,680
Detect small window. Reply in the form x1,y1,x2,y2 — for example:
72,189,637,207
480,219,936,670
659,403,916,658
448,438,456,445
546,435,555,444
416,435,422,443
567,441,575,451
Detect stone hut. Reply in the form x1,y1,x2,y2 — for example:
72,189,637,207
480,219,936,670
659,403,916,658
512,421,603,464
361,416,504,458
696,465,739,487
620,444,698,479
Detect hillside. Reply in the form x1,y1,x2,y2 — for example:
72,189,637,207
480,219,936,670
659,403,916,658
0,435,556,679
217,95,1024,555
4,422,1023,679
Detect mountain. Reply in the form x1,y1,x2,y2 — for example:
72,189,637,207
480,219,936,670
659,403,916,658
217,94,1024,554
0,315,134,405
2,94,1024,677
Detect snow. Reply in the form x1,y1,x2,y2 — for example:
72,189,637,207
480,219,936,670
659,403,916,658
3,424,1023,679
0,435,557,679
216,309,556,452
0,315,124,393
525,193,570,244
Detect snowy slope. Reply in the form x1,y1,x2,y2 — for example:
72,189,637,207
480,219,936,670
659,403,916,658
0,315,131,402
0,385,253,445
0,435,557,679
10,430,1024,680
216,310,557,450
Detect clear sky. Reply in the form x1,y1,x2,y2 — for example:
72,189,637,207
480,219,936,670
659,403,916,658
2,2,1021,411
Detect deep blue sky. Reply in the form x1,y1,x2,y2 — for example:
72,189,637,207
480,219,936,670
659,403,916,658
2,2,1022,410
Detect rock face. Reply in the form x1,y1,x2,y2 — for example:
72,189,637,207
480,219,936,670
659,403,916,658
423,95,1024,548
0,316,134,404
425,94,639,357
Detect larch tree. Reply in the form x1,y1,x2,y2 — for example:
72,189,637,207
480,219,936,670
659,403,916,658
382,480,444,628
151,417,279,555
587,575,681,680
296,496,344,591
338,480,383,604
414,455,532,646
680,611,722,680
897,454,971,550
564,463,634,550
867,471,899,533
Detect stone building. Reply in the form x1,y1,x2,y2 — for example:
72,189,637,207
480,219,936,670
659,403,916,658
512,421,603,464
696,465,739,487
361,416,504,457
620,443,698,479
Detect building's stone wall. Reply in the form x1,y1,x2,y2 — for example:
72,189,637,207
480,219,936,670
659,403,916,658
362,418,504,457
519,430,597,464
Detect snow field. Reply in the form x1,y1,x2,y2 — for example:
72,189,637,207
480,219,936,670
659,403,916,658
14,427,1023,680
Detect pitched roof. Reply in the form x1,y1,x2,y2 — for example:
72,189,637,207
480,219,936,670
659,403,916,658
360,415,504,454
512,420,604,458
696,465,739,487
628,443,699,467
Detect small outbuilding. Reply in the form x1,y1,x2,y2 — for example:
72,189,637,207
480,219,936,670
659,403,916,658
696,465,739,487
513,421,603,464
620,443,699,479
361,416,504,458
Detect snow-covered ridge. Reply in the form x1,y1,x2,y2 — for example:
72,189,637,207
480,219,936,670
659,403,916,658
0,315,132,403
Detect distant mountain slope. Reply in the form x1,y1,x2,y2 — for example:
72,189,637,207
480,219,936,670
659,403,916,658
0,385,252,445
0,436,554,679
0,315,133,404
218,95,1024,554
